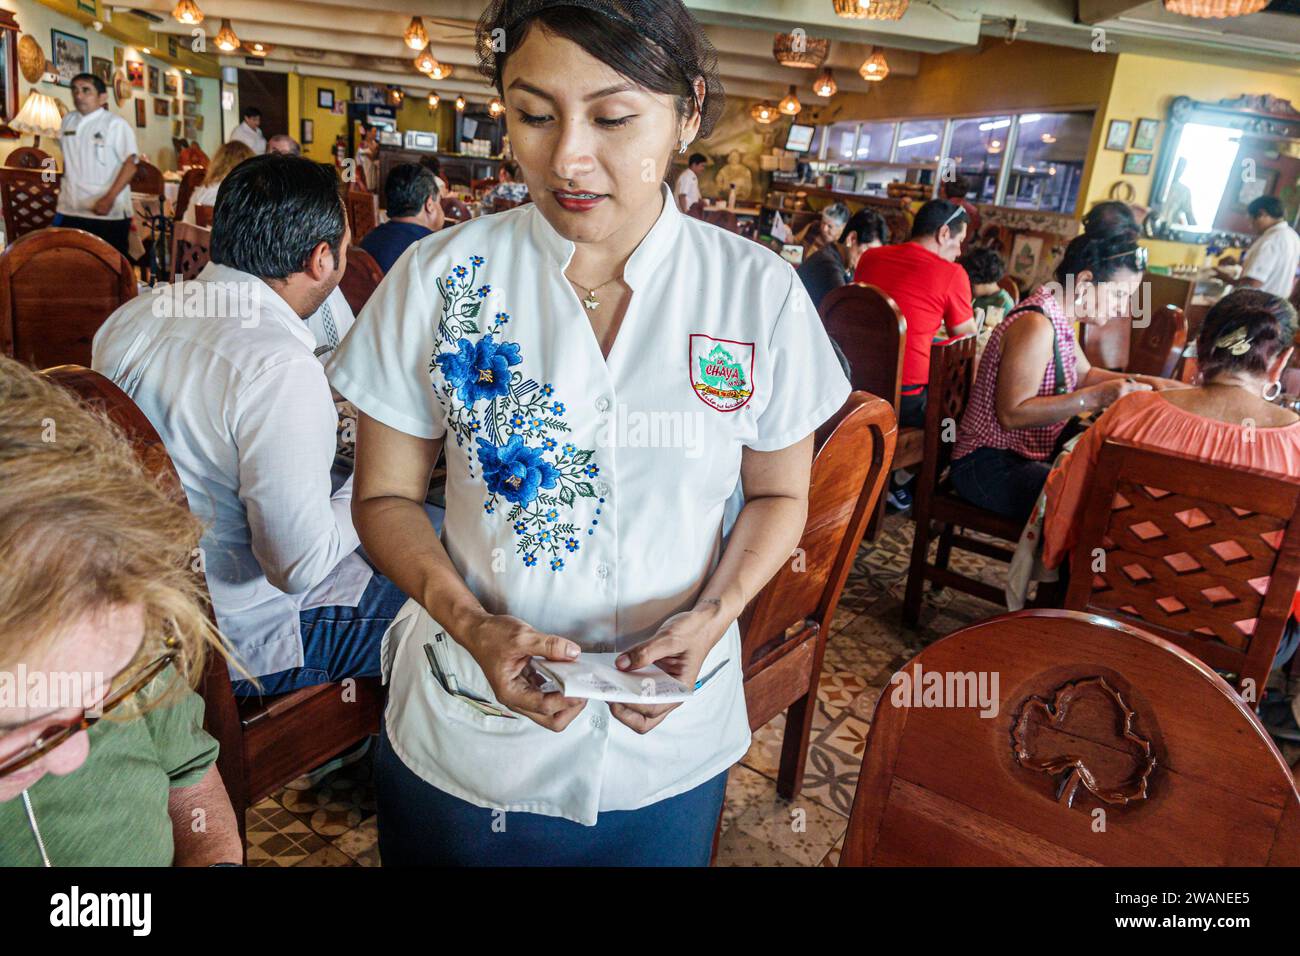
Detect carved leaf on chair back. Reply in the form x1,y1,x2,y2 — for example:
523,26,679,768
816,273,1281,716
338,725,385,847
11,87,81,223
1012,676,1156,809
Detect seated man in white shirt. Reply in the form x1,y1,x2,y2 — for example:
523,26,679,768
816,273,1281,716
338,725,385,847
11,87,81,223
1234,196,1300,299
674,152,706,213
228,106,267,155
93,154,406,696
53,73,139,258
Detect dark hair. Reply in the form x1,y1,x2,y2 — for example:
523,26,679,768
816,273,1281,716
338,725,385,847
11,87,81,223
911,199,967,239
477,0,725,138
500,160,521,180
1082,200,1138,240
840,208,888,247
384,162,439,218
1054,230,1142,284
71,72,106,95
959,247,1005,286
241,106,262,120
1248,195,1285,220
210,155,346,280
941,177,969,200
1197,288,1297,382
688,152,707,167
420,154,442,178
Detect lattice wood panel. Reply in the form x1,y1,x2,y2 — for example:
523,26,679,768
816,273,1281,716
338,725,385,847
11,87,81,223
0,169,59,241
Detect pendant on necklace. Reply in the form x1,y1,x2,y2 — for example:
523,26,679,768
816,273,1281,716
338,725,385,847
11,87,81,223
582,290,600,311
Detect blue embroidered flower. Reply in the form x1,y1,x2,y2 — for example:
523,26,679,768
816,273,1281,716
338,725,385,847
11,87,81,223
529,417,544,432
537,529,552,545
562,443,576,456
523,553,538,567
565,537,580,552
477,434,560,507
494,311,510,324
477,285,491,299
468,417,481,433
483,501,495,514
550,557,565,572
551,402,566,416
542,437,557,451
470,255,485,267
513,519,527,535
540,383,555,397
435,335,522,406
509,412,526,429
544,508,558,522
584,464,600,477
453,265,468,279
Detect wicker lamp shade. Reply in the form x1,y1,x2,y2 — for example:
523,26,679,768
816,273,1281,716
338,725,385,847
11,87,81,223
1162,0,1267,15
403,16,429,51
172,0,204,25
832,0,910,20
813,68,837,97
413,45,437,74
750,101,778,124
778,85,802,116
214,19,240,52
243,41,274,57
859,48,890,82
773,32,830,69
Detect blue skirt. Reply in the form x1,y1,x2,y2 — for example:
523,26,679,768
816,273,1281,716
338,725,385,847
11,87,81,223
374,722,728,866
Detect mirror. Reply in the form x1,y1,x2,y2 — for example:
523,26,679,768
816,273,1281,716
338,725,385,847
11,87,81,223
1148,94,1300,246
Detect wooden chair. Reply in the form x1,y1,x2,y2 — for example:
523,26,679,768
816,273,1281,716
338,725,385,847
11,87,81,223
339,246,385,314
345,189,379,243
819,283,923,535
740,392,897,798
470,176,497,199
193,204,214,228
129,158,165,197
1064,439,1300,701
1126,304,1187,379
173,167,206,223
0,228,136,367
5,146,50,170
841,608,1299,865
996,274,1020,305
903,334,1024,626
39,367,386,854
0,166,59,242
440,195,471,227
170,222,212,281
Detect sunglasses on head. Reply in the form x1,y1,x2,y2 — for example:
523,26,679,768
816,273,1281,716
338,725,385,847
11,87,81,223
1103,244,1148,271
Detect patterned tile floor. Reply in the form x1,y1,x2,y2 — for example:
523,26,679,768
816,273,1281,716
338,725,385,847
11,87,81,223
246,512,1300,866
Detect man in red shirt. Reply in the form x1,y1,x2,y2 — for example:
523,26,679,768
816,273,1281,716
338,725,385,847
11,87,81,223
942,177,981,254
853,199,978,430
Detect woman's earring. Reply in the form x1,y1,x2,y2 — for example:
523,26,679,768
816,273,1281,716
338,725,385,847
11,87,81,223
1264,380,1283,402
678,140,688,154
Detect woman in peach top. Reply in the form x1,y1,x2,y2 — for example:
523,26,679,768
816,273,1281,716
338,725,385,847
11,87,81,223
1043,289,1299,568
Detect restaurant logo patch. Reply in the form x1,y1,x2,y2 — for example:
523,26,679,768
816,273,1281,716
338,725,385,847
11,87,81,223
689,334,754,412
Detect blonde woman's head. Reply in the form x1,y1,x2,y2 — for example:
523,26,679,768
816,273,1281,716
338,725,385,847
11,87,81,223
203,140,256,187
0,356,223,800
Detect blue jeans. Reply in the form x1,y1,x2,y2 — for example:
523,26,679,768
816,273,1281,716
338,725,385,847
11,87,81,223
373,721,729,866
231,569,408,697
950,446,1051,523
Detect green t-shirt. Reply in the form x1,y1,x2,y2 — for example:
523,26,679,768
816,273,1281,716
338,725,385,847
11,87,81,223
973,288,1016,328
0,672,217,866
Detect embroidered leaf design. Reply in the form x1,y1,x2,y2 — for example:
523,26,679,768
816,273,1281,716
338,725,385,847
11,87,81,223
559,485,576,507
571,450,593,466
575,482,596,498
460,302,481,319
507,505,522,520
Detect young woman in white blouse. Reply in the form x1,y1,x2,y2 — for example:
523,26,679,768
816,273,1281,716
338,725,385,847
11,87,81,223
329,0,850,865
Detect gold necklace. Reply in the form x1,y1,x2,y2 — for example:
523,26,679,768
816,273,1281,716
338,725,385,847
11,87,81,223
567,275,620,311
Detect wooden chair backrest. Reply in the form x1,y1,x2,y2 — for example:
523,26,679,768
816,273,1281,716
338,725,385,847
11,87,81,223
6,146,49,170
914,334,978,498
686,199,705,219
0,166,59,242
130,158,165,196
842,608,1299,866
1064,439,1300,699
819,283,906,411
996,274,1019,305
344,190,379,243
193,204,214,228
702,209,739,233
339,246,385,315
740,393,898,691
0,228,136,367
1126,304,1187,379
174,167,206,223
470,176,497,198
492,198,521,212
441,195,470,225
170,222,211,282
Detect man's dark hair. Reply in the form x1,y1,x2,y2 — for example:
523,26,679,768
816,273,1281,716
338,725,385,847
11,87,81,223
71,72,106,95
941,176,969,200
1248,195,1285,221
959,247,1005,286
420,154,442,178
688,152,707,167
840,208,888,246
210,155,346,280
910,199,967,240
384,162,439,219
241,106,262,121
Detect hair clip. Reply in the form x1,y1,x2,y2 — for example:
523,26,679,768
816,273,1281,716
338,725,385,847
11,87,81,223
1213,326,1253,356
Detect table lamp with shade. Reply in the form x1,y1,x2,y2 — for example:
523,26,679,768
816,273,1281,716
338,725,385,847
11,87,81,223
9,91,64,149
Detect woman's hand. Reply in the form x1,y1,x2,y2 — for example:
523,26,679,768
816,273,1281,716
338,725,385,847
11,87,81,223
1091,376,1151,409
459,612,588,732
608,601,730,735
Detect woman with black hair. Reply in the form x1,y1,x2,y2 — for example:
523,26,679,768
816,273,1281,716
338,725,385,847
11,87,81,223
950,225,1180,522
327,0,849,865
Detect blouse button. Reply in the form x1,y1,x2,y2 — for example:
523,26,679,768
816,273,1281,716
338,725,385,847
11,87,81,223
595,481,610,497
595,396,610,413
595,563,609,579
589,713,607,730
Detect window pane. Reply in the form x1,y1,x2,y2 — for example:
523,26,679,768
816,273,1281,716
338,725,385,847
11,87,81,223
894,120,945,164
853,122,895,163
946,115,1011,203
825,121,859,163
1004,112,1093,213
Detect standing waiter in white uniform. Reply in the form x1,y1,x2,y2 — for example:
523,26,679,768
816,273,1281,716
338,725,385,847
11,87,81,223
329,0,850,866
54,73,138,258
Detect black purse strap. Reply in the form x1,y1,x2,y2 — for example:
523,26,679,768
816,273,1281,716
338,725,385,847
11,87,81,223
1006,304,1068,395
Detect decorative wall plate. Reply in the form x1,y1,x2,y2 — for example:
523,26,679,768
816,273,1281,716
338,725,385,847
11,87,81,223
112,69,131,106
18,34,47,83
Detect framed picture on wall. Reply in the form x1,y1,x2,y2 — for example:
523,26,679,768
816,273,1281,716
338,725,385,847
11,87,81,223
182,76,195,96
50,30,88,87
153,97,169,117
183,98,198,117
193,113,203,131
134,97,146,128
113,45,124,67
302,118,314,144
164,72,179,95
148,64,160,95
1132,118,1159,151
172,98,180,115
1105,119,1131,152
91,56,112,88
183,118,197,141
1122,152,1153,176
192,84,202,103
317,88,333,110
126,60,144,88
